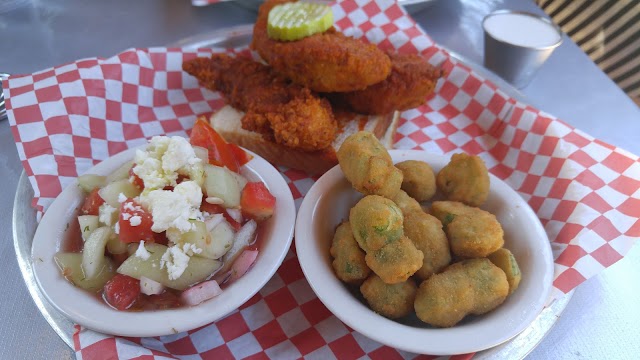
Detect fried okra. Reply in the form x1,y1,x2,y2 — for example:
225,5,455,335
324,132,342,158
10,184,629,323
337,131,403,199
330,222,371,285
350,195,404,252
391,189,423,215
488,248,521,295
360,274,417,319
414,259,509,327
404,210,451,280
365,236,424,284
436,153,490,207
431,201,504,258
395,160,436,202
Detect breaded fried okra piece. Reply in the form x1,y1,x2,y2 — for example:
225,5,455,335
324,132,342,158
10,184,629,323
350,195,404,252
488,248,521,295
391,189,424,215
431,201,504,258
436,153,490,207
404,210,451,280
414,259,509,327
360,274,417,319
365,236,424,284
330,222,371,285
337,131,403,199
395,160,436,202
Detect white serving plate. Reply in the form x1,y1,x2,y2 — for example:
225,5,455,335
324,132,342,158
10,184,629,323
31,146,296,337
295,149,554,355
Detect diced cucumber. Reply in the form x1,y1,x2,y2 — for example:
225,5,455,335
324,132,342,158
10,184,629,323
77,174,107,193
106,233,128,254
192,146,209,163
207,220,235,260
98,179,141,207
106,160,134,184
117,243,222,290
78,215,99,241
82,227,113,279
186,161,205,188
179,219,234,260
54,252,116,293
203,164,241,208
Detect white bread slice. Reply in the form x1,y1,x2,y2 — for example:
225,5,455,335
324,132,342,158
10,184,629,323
210,105,399,175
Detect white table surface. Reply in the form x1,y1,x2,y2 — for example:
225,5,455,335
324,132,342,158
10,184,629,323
1,0,638,359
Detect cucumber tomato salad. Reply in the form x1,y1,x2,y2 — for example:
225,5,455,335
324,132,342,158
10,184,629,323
54,119,276,311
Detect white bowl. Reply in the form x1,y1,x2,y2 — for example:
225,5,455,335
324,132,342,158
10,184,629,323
32,147,296,337
295,150,554,355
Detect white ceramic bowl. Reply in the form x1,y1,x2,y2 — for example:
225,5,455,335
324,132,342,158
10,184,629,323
32,146,296,337
295,150,554,355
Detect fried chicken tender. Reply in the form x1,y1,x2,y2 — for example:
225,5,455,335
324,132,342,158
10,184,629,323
330,221,371,285
431,201,505,258
183,54,337,152
436,153,490,207
404,210,451,280
414,259,509,327
349,195,404,252
332,52,442,114
360,274,417,319
337,131,403,199
365,236,424,284
252,0,392,93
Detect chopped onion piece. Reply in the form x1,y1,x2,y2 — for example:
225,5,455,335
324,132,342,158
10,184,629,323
180,280,223,306
226,208,242,224
140,276,164,295
235,220,257,247
228,250,259,284
204,213,224,232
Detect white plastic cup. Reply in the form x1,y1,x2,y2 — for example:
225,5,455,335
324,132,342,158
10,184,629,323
482,10,563,88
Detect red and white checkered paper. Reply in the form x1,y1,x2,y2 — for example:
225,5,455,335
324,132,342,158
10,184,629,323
5,0,640,358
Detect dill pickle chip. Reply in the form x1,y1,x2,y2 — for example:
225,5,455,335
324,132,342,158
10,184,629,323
267,2,333,41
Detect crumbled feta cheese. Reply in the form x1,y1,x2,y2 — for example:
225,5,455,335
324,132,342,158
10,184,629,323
160,245,190,280
122,212,132,221
117,193,127,203
182,243,203,256
132,136,201,190
98,204,117,226
129,215,142,227
135,240,151,260
139,180,203,233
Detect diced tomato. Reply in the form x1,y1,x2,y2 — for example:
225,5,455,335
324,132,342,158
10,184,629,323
118,199,155,243
200,201,242,231
190,117,240,172
129,167,144,189
103,274,140,311
153,231,169,246
240,182,276,222
228,143,252,167
81,188,104,216
110,252,130,267
145,291,181,310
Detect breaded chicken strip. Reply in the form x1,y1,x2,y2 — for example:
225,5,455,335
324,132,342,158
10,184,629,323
251,0,392,93
331,52,442,115
183,54,337,152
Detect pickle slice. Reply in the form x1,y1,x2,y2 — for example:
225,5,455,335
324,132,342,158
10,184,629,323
267,2,333,41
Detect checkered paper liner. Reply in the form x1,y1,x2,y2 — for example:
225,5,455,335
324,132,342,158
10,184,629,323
5,0,640,358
